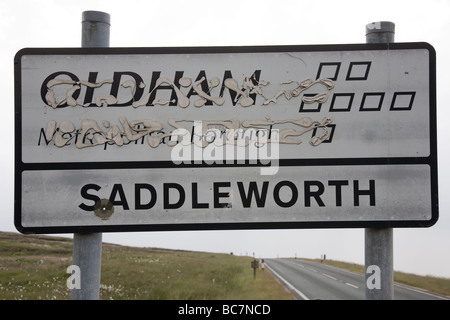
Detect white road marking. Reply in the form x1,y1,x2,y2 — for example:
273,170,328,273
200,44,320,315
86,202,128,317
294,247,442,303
345,282,359,289
322,273,338,280
266,264,310,300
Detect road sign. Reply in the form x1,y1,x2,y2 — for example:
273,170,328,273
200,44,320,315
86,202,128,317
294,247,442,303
14,43,437,233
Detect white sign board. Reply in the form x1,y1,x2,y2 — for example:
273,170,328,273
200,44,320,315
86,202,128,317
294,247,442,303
14,43,438,233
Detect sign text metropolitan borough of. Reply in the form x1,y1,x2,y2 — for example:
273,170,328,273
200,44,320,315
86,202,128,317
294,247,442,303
14,43,438,233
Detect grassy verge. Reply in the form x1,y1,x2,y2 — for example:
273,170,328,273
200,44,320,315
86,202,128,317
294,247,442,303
0,232,293,300
304,258,450,297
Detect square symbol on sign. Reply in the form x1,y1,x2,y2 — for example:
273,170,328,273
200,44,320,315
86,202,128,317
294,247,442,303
346,61,371,81
316,62,341,81
311,124,336,144
360,92,385,111
390,92,416,111
329,93,354,112
299,94,323,112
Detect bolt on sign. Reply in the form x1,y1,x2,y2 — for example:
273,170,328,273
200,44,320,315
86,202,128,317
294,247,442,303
14,43,438,233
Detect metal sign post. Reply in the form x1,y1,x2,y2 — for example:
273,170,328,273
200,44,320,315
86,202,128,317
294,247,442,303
70,11,110,300
364,21,395,300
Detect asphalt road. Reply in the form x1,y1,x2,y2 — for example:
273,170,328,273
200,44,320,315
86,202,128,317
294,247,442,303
265,258,448,300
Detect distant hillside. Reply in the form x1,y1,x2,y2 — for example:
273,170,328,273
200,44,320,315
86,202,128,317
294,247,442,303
0,231,293,300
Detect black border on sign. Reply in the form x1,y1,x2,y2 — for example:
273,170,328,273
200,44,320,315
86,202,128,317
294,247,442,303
14,42,438,234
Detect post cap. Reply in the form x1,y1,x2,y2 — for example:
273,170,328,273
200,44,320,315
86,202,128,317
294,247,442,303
82,11,111,25
366,21,395,43
366,21,395,35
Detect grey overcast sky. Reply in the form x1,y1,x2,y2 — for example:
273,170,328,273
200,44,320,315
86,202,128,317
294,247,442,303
2,0,450,278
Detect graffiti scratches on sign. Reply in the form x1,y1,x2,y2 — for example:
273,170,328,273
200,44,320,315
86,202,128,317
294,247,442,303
42,116,333,149
43,73,334,109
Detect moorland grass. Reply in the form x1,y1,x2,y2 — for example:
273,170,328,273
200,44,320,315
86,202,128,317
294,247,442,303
0,232,293,300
